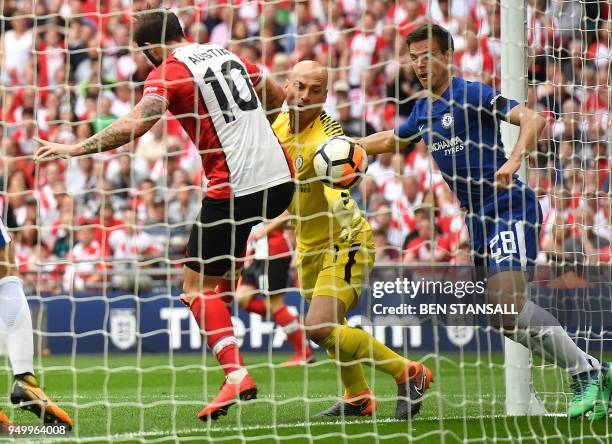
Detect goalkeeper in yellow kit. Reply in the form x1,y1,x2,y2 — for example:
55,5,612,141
272,61,432,419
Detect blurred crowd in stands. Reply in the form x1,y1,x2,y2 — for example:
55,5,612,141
0,0,609,293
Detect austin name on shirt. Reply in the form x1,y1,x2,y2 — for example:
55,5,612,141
187,47,232,64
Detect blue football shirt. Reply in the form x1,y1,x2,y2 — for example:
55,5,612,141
395,77,520,210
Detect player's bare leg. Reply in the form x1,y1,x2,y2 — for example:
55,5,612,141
214,273,242,310
236,282,262,313
237,284,313,366
182,266,257,421
305,295,432,419
0,243,73,429
488,270,605,418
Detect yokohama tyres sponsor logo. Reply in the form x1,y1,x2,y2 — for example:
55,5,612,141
430,136,465,154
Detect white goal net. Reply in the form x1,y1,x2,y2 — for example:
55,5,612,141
0,0,610,441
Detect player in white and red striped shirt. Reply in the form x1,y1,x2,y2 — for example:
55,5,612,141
35,10,293,421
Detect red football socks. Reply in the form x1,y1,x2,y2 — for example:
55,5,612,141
273,305,310,356
244,298,267,316
190,291,244,375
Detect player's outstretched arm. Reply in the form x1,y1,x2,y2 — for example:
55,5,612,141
359,130,412,155
249,210,290,242
255,76,285,124
34,95,167,161
494,104,547,187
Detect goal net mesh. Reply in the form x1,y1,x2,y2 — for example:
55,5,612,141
0,0,609,441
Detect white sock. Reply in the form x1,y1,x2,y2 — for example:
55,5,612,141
226,367,248,384
211,336,248,384
511,329,556,364
0,276,34,376
515,300,600,376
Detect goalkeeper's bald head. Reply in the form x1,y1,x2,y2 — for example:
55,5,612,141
285,61,329,130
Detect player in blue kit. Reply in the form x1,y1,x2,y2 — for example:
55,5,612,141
361,24,610,419
0,211,73,428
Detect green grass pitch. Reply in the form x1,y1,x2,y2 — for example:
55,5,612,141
1,352,610,443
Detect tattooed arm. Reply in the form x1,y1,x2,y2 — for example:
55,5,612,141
79,96,167,155
35,96,167,160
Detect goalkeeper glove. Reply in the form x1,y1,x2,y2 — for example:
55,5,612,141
331,192,365,245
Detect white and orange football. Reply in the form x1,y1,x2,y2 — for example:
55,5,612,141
313,136,368,189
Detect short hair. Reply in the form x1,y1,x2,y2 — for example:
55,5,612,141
134,10,184,48
406,24,454,54
361,10,376,22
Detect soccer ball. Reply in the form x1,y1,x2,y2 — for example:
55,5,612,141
313,136,368,189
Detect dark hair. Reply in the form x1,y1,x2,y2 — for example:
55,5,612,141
134,10,185,47
406,24,454,53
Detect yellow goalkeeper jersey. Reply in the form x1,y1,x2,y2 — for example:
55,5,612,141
272,110,370,251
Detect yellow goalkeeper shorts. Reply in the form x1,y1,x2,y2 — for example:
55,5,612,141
296,229,375,310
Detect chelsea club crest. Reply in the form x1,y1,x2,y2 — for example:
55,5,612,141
295,155,304,170
441,113,453,128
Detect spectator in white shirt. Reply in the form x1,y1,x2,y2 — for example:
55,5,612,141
63,220,105,292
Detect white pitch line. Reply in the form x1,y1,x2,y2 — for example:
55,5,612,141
203,413,569,432
25,413,577,443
